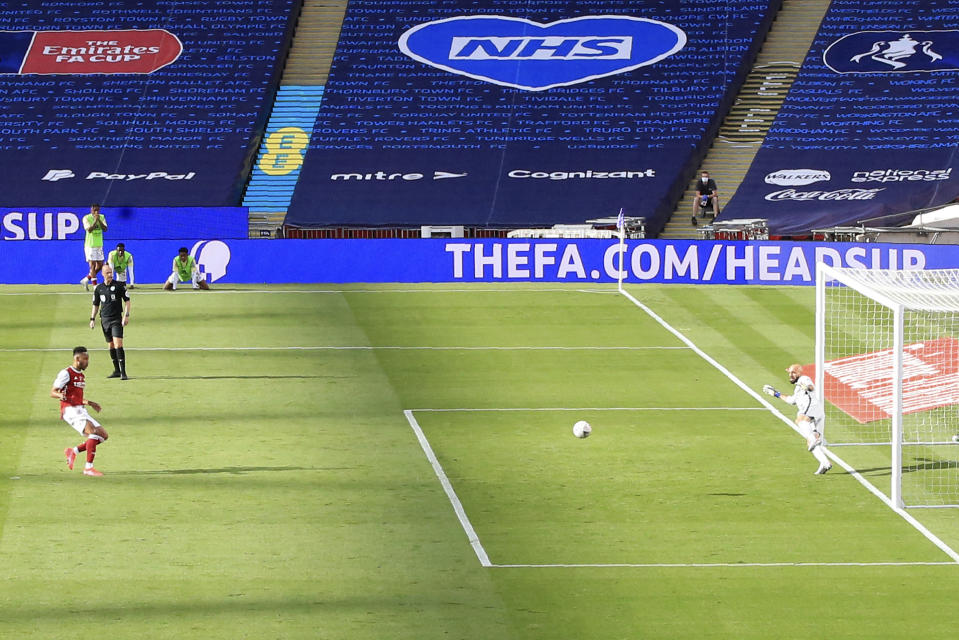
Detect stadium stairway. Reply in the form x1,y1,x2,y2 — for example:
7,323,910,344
243,0,349,237
658,0,831,240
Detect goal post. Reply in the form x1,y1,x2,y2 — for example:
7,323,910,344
816,264,959,509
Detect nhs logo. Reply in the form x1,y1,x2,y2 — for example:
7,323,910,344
399,16,686,91
448,36,633,61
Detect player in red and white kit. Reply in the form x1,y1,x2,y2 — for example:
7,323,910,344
50,346,109,476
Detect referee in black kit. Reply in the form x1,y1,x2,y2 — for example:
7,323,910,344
89,264,132,380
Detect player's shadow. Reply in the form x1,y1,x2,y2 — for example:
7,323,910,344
854,458,958,477
852,466,893,476
111,465,326,476
132,375,344,380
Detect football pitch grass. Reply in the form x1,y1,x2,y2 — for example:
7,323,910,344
2,282,959,638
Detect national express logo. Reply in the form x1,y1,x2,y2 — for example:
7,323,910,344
398,16,686,91
0,29,181,75
824,31,959,74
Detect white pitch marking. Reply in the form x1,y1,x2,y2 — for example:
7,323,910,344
492,561,958,568
411,407,765,412
0,345,689,353
404,409,491,567
616,286,959,565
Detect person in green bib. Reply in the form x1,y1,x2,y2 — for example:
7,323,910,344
107,243,135,289
163,247,210,291
80,204,107,291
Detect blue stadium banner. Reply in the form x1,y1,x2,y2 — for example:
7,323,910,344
0,1,300,206
2,239,958,285
0,207,248,241
723,5,959,235
287,1,779,235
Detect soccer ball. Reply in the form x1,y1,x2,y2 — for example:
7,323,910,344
572,420,592,439
952,434,959,443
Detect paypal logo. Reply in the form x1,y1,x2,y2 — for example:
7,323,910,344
42,169,75,182
399,16,685,91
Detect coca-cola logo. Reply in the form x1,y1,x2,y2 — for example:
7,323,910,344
765,188,884,201
764,169,830,186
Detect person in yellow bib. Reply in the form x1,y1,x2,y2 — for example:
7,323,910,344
163,247,210,291
80,204,107,291
107,243,135,289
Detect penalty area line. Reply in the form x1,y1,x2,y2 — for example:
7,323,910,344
403,409,491,567
491,561,959,569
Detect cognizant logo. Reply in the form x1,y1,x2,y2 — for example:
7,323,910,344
508,169,655,180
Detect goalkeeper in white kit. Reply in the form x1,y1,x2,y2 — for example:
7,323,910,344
764,364,833,475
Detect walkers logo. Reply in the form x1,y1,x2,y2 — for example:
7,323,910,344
764,169,831,186
0,29,181,75
824,31,959,73
192,240,231,283
398,16,686,91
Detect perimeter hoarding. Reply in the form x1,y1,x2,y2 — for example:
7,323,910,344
1,239,956,285
0,207,248,241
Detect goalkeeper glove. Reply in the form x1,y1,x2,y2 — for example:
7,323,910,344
762,384,781,398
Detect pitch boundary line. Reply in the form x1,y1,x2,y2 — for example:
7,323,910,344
0,345,690,353
616,286,959,565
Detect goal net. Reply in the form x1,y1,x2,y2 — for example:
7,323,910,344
816,265,959,508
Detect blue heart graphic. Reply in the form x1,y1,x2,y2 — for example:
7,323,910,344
398,15,686,91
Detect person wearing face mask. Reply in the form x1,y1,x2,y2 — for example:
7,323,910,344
692,170,720,226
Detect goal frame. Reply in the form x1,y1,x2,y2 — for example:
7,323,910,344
816,264,907,508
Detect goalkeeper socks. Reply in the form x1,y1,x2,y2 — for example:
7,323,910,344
812,446,830,466
110,347,119,373
117,347,126,374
